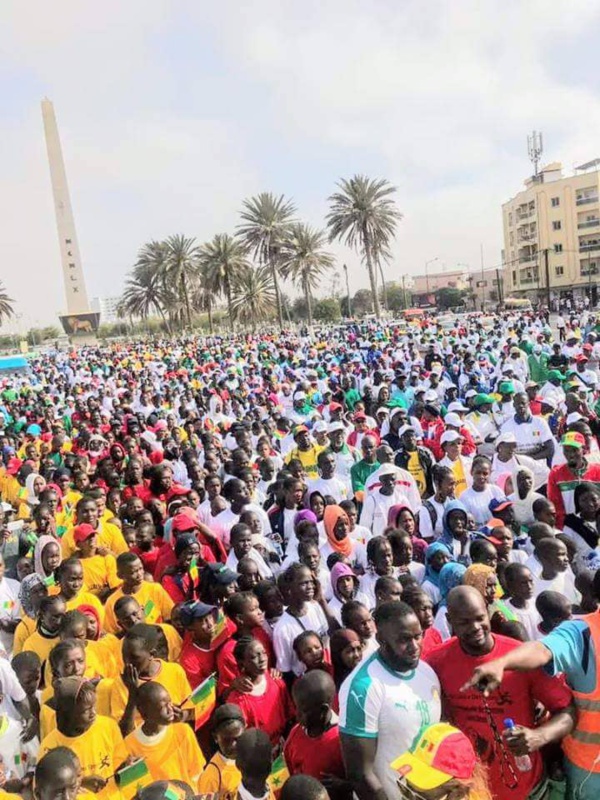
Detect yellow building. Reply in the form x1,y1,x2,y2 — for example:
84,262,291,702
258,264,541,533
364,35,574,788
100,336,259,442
502,160,600,306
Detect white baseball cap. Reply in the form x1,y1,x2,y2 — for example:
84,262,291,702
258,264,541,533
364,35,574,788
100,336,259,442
444,413,462,428
313,420,328,433
441,430,462,445
398,424,415,437
379,463,399,477
448,400,469,413
327,421,346,434
495,432,517,447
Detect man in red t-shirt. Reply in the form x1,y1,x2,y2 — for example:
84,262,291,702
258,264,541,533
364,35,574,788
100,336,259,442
547,432,600,528
425,586,573,800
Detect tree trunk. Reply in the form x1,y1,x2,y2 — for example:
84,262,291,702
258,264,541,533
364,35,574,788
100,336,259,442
304,277,313,328
269,248,284,329
362,226,381,319
224,267,235,331
181,275,193,328
378,260,388,310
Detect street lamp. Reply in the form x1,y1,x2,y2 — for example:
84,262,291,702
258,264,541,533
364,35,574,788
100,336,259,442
425,257,439,294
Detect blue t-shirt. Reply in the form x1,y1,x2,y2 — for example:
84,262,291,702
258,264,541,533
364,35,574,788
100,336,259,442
544,619,600,799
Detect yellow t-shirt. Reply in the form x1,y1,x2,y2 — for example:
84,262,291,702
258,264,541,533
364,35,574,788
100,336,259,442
450,458,467,497
104,583,174,635
406,450,426,496
285,444,324,479
107,660,191,726
13,615,36,655
197,752,242,800
22,630,60,674
80,554,121,596
124,723,206,792
40,715,128,800
61,520,128,559
49,589,105,628
42,639,108,688
91,634,120,679
104,624,182,674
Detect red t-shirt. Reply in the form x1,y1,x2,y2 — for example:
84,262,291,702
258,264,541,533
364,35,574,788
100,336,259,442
228,674,294,746
421,626,443,658
179,639,218,689
216,626,275,697
284,722,344,781
425,635,572,800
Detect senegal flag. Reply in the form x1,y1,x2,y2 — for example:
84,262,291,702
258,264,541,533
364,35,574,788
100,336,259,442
268,755,289,796
188,557,199,584
189,673,217,729
116,758,152,800
210,609,229,649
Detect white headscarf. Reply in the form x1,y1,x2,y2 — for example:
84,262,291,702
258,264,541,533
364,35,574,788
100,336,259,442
25,472,46,507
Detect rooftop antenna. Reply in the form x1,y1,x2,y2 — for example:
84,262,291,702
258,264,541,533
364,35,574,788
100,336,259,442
527,130,543,177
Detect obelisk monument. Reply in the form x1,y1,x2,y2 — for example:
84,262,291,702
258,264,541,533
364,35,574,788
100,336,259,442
41,98,98,340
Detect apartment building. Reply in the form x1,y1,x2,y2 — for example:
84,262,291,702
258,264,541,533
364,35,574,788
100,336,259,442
502,159,600,306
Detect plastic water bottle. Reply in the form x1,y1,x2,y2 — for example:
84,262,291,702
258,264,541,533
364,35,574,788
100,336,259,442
503,718,532,772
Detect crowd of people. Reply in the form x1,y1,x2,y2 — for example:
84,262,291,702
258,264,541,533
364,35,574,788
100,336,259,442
0,307,599,800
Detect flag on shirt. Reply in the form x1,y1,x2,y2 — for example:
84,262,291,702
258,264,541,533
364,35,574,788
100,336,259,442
188,673,216,727
2,601,15,610
143,599,157,622
268,755,289,795
116,758,152,800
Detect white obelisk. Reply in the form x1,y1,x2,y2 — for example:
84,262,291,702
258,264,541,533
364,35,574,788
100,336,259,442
41,98,91,316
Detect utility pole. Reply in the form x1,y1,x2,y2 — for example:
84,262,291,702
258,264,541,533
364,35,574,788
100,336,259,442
401,275,407,309
544,248,551,309
480,244,485,312
425,257,438,295
495,267,504,306
343,264,351,317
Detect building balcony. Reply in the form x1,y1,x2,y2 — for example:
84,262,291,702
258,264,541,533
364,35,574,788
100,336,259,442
580,242,600,252
578,219,600,229
576,195,599,206
518,254,538,264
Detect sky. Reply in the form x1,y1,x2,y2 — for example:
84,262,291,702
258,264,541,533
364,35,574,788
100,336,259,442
2,0,600,330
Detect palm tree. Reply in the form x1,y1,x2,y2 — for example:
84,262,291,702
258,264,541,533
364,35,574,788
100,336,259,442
163,234,200,328
326,175,402,319
199,234,250,329
280,223,334,327
237,193,296,329
0,282,14,325
121,241,173,332
230,266,276,331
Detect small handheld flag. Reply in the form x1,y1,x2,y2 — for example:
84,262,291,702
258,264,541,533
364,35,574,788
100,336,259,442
116,758,152,800
268,754,290,795
188,557,199,584
43,574,56,587
186,673,217,729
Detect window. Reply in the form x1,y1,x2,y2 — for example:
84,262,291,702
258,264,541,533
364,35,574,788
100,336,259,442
554,243,563,253
552,221,562,230
551,197,560,207
581,261,599,277
512,270,517,284
555,265,564,276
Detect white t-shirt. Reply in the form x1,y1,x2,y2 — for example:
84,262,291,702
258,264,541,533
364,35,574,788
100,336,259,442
0,578,21,656
500,415,554,457
433,605,452,641
532,569,581,605
460,485,507,526
329,592,371,626
418,498,447,541
505,599,542,641
339,653,441,800
273,602,328,675
308,477,349,504
0,715,38,778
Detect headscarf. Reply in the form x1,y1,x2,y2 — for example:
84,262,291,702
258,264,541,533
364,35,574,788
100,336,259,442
494,472,512,496
463,564,496,601
18,573,46,618
323,505,352,557
34,535,61,579
330,561,358,600
330,628,362,688
440,499,469,546
294,509,317,528
438,562,467,607
424,542,452,589
77,604,101,640
25,473,46,507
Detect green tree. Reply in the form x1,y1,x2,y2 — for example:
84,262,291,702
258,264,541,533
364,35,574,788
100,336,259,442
313,297,341,322
230,266,276,331
436,287,466,310
280,223,334,327
237,193,296,329
0,282,14,325
352,288,374,316
382,282,411,312
291,296,309,321
199,234,249,329
163,234,200,328
121,241,174,332
326,175,401,320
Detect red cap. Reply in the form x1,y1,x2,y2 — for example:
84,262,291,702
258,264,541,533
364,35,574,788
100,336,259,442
171,509,200,532
576,354,589,363
329,402,343,412
6,458,23,476
74,523,96,544
166,485,191,502
353,412,367,421
149,451,164,465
